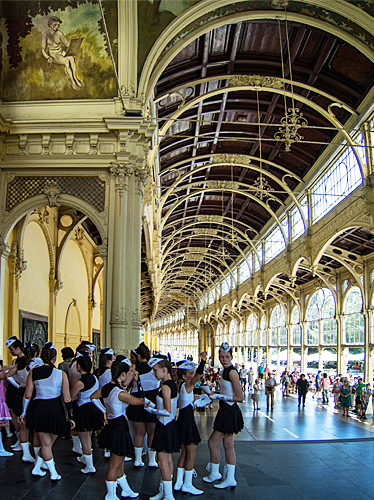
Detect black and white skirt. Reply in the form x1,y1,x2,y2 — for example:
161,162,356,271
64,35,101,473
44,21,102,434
213,401,244,435
177,405,201,446
74,402,104,432
98,416,134,457
126,403,157,424
151,419,181,454
26,396,71,435
6,382,18,410
12,387,26,417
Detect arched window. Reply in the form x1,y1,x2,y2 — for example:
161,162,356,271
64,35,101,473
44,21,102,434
322,295,337,344
344,286,364,344
229,320,237,347
306,289,336,345
247,313,257,346
260,316,266,346
270,304,287,346
291,306,301,345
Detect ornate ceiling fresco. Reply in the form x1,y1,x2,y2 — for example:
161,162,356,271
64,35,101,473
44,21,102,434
145,17,374,322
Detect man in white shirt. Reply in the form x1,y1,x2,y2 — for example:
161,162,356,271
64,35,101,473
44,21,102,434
239,365,247,390
265,372,278,409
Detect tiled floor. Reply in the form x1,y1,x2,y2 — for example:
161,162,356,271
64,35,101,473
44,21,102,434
1,389,374,499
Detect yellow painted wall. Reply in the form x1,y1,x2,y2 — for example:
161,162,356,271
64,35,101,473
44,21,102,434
92,279,101,331
19,222,50,318
56,239,89,355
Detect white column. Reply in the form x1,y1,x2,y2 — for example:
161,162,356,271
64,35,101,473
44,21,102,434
0,241,10,360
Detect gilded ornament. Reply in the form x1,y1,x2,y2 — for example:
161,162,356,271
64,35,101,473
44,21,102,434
230,75,283,89
214,154,251,165
274,108,308,152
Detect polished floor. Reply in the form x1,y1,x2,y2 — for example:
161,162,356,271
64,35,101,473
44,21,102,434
1,389,374,500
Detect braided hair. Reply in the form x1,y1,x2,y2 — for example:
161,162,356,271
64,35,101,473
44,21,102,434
111,359,130,388
41,343,57,365
24,342,37,370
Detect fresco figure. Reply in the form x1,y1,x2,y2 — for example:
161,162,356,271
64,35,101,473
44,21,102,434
41,16,83,90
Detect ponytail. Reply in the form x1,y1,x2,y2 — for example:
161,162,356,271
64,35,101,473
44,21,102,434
76,354,92,373
24,342,37,370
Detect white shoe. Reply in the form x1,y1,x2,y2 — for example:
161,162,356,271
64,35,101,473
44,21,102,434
117,473,138,498
150,481,164,500
203,462,221,483
174,467,184,491
104,448,111,458
148,449,158,468
105,480,120,500
162,480,175,500
45,458,61,481
182,470,203,495
134,447,144,468
77,454,86,464
213,464,237,490
32,456,46,477
21,442,35,463
124,456,132,462
81,454,96,475
11,433,20,449
0,449,13,457
72,435,83,455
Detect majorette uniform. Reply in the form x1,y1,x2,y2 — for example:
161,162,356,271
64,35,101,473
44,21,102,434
150,380,180,453
126,362,159,423
26,365,71,435
12,357,29,417
73,373,104,432
98,383,134,457
176,382,201,445
213,365,243,435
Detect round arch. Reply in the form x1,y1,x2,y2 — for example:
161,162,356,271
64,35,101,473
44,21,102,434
139,2,374,101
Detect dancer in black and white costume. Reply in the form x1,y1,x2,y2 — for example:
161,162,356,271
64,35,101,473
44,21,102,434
174,352,206,495
94,348,114,459
146,356,180,500
4,338,36,462
91,357,144,500
70,353,105,474
20,342,74,481
70,342,96,456
203,342,243,490
127,342,159,468
95,348,114,388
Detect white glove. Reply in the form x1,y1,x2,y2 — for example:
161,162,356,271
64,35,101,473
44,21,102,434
7,376,19,389
144,397,155,408
210,394,233,402
144,407,171,417
21,397,30,417
92,399,106,414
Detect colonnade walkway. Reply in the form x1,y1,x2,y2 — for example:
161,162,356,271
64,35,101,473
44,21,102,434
2,389,374,500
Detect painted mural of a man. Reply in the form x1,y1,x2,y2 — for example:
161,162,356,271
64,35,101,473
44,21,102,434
41,16,83,90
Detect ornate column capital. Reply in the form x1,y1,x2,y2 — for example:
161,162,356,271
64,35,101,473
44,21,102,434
134,166,149,197
109,162,134,198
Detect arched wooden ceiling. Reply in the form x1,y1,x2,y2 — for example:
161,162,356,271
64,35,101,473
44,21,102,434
145,18,374,321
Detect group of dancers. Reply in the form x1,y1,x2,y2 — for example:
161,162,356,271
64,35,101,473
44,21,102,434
0,337,244,499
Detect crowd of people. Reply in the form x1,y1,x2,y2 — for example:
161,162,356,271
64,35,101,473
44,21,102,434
234,361,373,419
0,337,244,500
